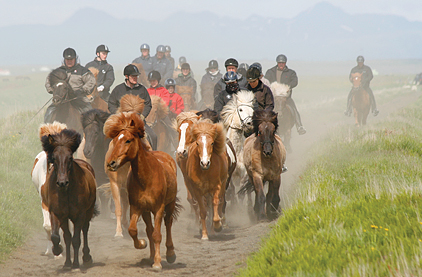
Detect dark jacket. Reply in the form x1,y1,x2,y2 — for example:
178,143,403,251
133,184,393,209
349,64,373,87
175,73,197,97
247,80,274,111
214,88,239,115
265,65,298,91
213,73,248,98
108,82,152,118
200,70,223,107
85,58,115,97
151,55,173,84
132,55,154,75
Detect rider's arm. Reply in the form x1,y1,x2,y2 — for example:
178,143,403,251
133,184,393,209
175,94,185,114
81,70,96,95
214,93,225,115
108,87,119,114
102,65,115,91
265,89,275,111
141,88,152,118
45,76,53,94
289,70,298,89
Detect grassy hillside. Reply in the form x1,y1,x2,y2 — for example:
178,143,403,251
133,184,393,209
238,98,422,275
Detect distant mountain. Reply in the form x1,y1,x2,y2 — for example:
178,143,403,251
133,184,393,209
1,2,422,65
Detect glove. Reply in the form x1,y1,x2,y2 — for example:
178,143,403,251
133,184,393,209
97,85,104,92
140,114,145,121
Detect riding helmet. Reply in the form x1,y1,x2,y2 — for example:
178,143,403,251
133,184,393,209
165,45,171,52
357,56,365,63
96,45,110,54
246,67,261,81
249,62,263,74
208,60,218,69
239,63,249,71
223,71,238,83
179,56,187,64
276,54,287,63
148,70,161,81
165,78,176,88
63,48,77,59
156,45,166,53
140,43,150,51
224,58,239,68
123,64,140,76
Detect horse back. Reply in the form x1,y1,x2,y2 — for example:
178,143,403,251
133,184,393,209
31,151,47,194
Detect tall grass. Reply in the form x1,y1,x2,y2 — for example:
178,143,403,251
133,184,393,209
0,111,44,261
238,98,422,276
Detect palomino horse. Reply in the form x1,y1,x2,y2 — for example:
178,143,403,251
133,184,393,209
186,121,228,240
86,67,109,112
351,72,370,127
177,85,195,111
41,129,98,269
46,68,84,135
271,82,295,153
104,112,180,269
242,110,286,221
146,95,173,154
31,121,67,257
220,90,254,201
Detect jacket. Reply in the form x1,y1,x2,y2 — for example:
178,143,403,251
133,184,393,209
151,55,173,84
108,81,152,118
85,58,115,96
265,65,298,91
168,93,184,115
349,64,373,87
147,85,171,106
247,80,274,111
214,89,239,115
200,70,223,106
175,73,197,97
132,55,154,75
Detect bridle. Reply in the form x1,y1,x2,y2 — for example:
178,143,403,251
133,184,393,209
229,103,253,131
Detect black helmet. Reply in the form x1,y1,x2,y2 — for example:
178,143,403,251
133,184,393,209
223,71,238,83
148,70,161,81
63,47,77,59
225,58,239,68
246,67,261,81
276,54,287,63
156,45,166,53
165,78,176,88
357,56,365,62
181,63,190,70
96,44,110,54
250,62,263,74
208,60,218,69
179,56,187,64
165,45,171,52
140,43,150,51
239,63,249,71
123,64,140,76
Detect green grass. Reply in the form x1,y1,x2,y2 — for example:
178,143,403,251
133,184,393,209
0,111,44,261
238,97,422,276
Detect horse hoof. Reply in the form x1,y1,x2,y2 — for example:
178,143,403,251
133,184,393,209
213,223,223,233
54,254,63,260
52,244,63,256
83,254,93,264
114,233,123,238
62,262,72,271
166,253,177,264
201,236,209,241
72,262,80,269
139,239,147,249
152,263,162,270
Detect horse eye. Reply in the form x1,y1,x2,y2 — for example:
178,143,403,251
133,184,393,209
211,142,214,146
126,140,131,144
239,108,243,112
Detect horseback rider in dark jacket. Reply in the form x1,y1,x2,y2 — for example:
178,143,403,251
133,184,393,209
151,45,173,85
246,66,274,111
214,58,248,98
344,56,379,117
214,71,241,115
85,44,115,101
132,43,154,75
265,54,306,135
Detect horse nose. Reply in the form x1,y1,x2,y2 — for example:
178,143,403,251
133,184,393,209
57,180,69,187
246,121,252,126
182,149,188,157
108,160,117,171
200,160,210,169
84,149,92,159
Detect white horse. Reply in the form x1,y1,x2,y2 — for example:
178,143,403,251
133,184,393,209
31,121,66,257
220,90,255,202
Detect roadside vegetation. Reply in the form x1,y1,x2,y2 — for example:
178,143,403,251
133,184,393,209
239,97,422,275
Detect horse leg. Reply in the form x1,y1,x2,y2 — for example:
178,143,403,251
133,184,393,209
164,202,177,264
50,213,63,257
151,206,165,269
141,212,155,262
128,206,147,250
252,174,266,221
193,190,209,240
109,171,123,237
81,218,93,265
61,220,73,269
71,218,83,269
286,130,292,153
266,177,281,220
120,187,129,230
213,183,225,232
41,202,52,255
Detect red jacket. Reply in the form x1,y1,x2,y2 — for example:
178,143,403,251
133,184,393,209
147,86,170,105
168,93,184,115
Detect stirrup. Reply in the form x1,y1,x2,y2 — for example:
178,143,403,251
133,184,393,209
297,126,306,135
372,109,379,116
282,165,288,173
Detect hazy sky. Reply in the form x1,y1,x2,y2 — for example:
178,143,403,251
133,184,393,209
1,0,421,27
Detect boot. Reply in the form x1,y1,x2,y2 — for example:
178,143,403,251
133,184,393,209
366,87,379,116
294,108,306,135
344,91,353,117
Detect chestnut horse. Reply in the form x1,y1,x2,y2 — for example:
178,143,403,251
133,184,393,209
186,121,228,240
31,121,67,256
146,95,172,154
86,67,109,112
177,85,195,111
41,129,98,269
242,110,287,221
104,112,180,269
351,72,370,127
271,82,295,153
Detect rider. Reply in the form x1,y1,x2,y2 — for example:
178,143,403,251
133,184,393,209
246,66,274,112
237,63,249,80
214,71,241,115
165,45,175,70
147,70,170,105
213,58,248,98
165,78,185,117
151,45,173,85
45,47,96,123
265,54,306,135
108,64,157,149
175,62,197,105
85,44,115,101
132,43,154,75
250,62,270,87
173,56,187,78
199,59,222,109
345,56,379,117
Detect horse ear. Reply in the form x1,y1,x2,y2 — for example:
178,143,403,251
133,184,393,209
48,134,55,145
130,119,136,127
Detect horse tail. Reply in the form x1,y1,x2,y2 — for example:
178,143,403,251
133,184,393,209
238,179,255,196
92,203,100,219
169,197,183,221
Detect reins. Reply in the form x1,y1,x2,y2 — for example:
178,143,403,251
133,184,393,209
18,97,53,134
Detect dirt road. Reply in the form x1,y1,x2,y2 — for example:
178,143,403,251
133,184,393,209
1,87,418,277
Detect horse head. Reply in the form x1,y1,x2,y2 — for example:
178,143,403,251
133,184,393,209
41,129,81,188
351,72,362,89
253,110,278,157
220,90,255,134
104,112,145,171
146,95,169,128
196,109,219,123
48,69,73,105
81,109,111,159
271,82,291,117
174,112,200,158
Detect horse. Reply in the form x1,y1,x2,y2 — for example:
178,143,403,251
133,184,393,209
146,95,173,154
31,121,67,257
220,90,254,202
350,72,370,127
177,85,195,111
271,82,295,153
86,67,109,112
186,121,228,240
40,129,98,269
241,110,287,221
104,112,180,269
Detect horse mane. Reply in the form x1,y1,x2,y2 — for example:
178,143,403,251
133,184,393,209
41,129,82,163
191,121,226,155
81,109,111,128
196,109,219,123
104,112,145,140
172,111,200,131
220,90,255,129
38,121,67,140
270,82,291,98
88,67,99,79
117,94,145,114
48,68,67,85
150,95,169,118
253,110,279,135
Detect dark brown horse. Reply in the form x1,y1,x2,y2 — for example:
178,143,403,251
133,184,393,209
104,112,180,269
41,129,98,269
242,110,287,221
351,72,370,127
146,95,173,154
86,67,109,112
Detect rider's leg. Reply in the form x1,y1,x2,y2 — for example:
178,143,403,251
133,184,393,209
365,87,379,116
344,90,353,116
144,123,157,151
287,98,306,135
162,115,178,149
44,105,57,123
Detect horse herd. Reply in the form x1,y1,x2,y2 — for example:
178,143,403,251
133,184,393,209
29,67,378,270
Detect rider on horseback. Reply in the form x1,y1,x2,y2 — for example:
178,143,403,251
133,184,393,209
213,58,248,98
214,71,241,115
344,56,379,117
265,54,306,135
246,66,275,112
44,47,96,123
